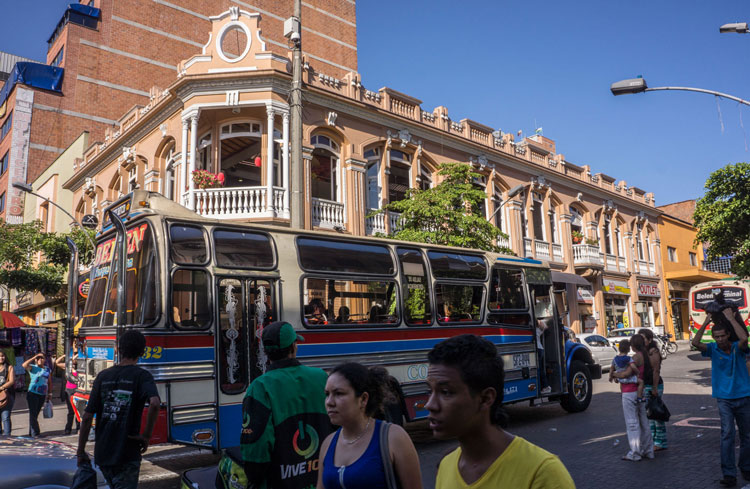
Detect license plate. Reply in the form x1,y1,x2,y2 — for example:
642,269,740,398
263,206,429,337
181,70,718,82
512,353,531,368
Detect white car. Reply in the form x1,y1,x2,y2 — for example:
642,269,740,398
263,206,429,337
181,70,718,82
606,327,663,354
578,333,618,371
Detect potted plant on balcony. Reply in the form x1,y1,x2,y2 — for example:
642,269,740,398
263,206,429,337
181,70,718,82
585,238,599,246
571,230,584,244
192,170,224,189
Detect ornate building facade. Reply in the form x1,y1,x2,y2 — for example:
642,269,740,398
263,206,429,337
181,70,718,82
64,8,666,336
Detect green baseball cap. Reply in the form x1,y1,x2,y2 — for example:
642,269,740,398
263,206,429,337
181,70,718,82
262,321,305,351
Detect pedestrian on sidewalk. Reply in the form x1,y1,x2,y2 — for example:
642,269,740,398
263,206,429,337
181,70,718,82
639,328,667,451
611,334,654,461
426,334,575,488
55,353,80,435
0,350,16,435
76,330,160,489
692,307,750,488
22,353,51,438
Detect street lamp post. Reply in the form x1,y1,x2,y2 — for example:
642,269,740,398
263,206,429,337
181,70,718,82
610,77,750,107
487,183,526,224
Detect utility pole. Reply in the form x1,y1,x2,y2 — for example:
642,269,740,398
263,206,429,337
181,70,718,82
288,0,304,229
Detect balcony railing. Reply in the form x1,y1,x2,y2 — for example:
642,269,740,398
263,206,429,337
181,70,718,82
534,240,551,260
704,257,733,274
573,244,604,267
389,211,403,234
634,259,657,277
194,186,268,218
551,243,564,262
365,210,403,235
312,198,345,229
497,234,510,250
603,253,629,273
523,238,533,257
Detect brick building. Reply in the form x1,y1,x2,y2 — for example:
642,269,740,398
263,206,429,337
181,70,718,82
0,0,356,224
64,8,667,337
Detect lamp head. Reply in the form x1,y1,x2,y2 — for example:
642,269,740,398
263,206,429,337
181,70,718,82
12,182,33,193
507,184,526,199
720,22,749,33
610,77,648,96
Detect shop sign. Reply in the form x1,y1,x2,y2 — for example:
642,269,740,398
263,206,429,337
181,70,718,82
638,282,660,297
16,291,33,307
603,279,630,295
577,287,594,304
78,278,90,299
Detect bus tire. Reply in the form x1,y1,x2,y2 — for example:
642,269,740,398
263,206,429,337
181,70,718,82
561,360,592,413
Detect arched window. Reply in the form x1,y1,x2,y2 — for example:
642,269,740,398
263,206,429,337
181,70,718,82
603,214,613,255
548,205,558,244
635,223,645,260
164,148,179,201
531,191,545,241
311,133,341,201
197,132,212,172
472,174,488,219
419,165,432,191
388,149,412,203
219,121,262,187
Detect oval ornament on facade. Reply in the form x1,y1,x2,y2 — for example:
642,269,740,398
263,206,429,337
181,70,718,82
216,21,252,63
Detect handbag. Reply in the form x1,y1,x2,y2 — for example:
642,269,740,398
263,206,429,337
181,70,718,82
43,399,54,419
378,421,401,489
646,395,671,422
0,389,8,410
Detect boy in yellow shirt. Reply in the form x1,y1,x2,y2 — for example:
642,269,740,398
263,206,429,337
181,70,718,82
426,334,576,488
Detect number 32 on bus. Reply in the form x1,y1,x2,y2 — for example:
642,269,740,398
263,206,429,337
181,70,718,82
71,191,601,451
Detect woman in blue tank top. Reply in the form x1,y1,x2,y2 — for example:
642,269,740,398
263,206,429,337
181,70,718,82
317,363,423,489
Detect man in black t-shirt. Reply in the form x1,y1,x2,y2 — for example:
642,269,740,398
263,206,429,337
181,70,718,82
76,330,160,489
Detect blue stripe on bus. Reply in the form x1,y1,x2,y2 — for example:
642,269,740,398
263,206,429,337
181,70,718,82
296,334,532,358
502,377,537,403
495,256,543,265
171,421,218,449
138,347,214,363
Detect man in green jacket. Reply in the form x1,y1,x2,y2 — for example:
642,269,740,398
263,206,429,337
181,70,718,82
241,321,330,489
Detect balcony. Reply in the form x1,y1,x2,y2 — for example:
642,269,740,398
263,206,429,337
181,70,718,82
604,253,629,273
192,186,287,219
523,238,562,262
634,259,657,277
573,244,604,267
497,234,510,250
365,210,403,236
551,243,564,262
704,257,733,275
312,198,345,229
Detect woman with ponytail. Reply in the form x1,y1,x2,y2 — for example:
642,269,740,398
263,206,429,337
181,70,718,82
318,362,422,489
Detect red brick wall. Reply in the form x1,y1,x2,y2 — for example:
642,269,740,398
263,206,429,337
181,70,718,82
657,200,696,225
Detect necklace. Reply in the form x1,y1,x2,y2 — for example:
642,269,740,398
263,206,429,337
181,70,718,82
341,417,371,445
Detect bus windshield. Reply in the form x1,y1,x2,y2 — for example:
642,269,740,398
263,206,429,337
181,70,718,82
81,221,160,328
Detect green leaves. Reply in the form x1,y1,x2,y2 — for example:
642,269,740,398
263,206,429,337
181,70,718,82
694,162,750,278
0,220,95,296
375,163,512,253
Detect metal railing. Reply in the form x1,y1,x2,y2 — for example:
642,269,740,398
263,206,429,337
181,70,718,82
704,257,733,275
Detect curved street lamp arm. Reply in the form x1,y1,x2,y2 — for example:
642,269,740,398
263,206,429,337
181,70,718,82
22,189,96,250
645,86,750,107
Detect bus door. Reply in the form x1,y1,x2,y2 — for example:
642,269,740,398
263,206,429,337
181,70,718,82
526,268,566,396
215,276,276,449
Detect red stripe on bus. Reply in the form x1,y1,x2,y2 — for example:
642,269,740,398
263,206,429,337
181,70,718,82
300,327,531,344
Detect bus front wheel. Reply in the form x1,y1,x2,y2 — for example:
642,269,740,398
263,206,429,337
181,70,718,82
561,360,592,413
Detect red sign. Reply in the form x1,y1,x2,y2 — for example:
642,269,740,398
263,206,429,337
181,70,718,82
78,278,90,299
638,282,660,297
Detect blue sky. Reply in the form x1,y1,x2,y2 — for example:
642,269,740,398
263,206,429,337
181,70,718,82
3,1,750,206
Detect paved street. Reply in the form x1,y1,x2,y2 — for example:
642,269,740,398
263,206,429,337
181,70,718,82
5,341,745,488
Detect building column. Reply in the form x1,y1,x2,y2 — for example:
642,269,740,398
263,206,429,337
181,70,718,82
559,213,574,272
282,110,290,216
507,199,524,256
302,146,314,230
180,118,189,206
188,113,199,211
266,106,275,213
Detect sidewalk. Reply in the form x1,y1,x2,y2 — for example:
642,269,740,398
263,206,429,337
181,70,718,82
6,375,80,440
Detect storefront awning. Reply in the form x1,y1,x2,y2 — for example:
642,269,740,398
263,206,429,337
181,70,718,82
665,269,732,283
0,311,24,328
551,271,590,286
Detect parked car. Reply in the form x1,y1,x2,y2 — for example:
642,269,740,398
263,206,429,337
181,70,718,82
606,327,663,353
1,436,109,489
578,333,618,371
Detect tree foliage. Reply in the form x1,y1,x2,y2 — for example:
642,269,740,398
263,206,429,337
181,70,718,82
694,162,750,278
0,221,95,297
374,163,513,254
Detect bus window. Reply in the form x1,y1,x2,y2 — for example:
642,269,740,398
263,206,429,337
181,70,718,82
427,251,487,280
297,238,395,275
488,268,527,311
436,284,484,324
302,278,399,326
214,229,275,269
218,279,248,394
95,222,160,327
170,224,208,265
397,248,432,326
172,269,211,329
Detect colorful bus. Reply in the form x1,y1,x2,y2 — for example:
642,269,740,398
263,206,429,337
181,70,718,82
71,191,600,450
689,279,750,344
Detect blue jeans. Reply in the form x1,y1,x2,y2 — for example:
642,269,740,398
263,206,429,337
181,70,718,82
717,396,750,478
100,460,141,489
0,392,13,435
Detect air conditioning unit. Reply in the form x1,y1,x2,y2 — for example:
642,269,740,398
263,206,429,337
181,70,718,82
39,307,57,324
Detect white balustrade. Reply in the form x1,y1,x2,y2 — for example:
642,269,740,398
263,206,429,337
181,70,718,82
312,198,345,229
389,211,403,234
605,254,618,271
365,209,386,235
573,244,604,266
497,234,510,250
551,243,563,262
194,186,269,218
534,240,551,260
523,238,533,257
618,256,627,271
273,187,285,212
